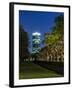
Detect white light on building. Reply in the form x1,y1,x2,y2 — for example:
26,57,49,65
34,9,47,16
32,32,41,36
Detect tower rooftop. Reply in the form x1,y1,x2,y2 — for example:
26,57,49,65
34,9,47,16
32,32,41,36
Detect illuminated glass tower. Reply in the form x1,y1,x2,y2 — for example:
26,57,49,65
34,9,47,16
32,32,41,53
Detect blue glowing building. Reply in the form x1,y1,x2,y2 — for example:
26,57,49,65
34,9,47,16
32,32,41,53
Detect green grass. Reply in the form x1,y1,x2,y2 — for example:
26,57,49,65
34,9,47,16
19,62,64,79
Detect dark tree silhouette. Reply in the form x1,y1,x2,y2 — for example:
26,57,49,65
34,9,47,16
19,25,30,62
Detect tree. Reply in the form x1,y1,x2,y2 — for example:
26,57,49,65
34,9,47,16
19,25,30,61
44,15,64,45
43,15,64,62
52,15,64,38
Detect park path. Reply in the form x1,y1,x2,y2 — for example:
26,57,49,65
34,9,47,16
19,62,63,79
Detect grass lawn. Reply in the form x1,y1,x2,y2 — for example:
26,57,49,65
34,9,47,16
19,62,64,79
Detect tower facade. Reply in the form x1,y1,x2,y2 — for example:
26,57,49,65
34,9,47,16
32,32,41,53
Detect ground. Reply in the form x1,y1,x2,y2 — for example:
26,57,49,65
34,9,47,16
19,62,63,79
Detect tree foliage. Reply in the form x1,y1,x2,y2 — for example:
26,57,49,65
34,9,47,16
40,15,64,62
45,15,64,46
19,25,30,60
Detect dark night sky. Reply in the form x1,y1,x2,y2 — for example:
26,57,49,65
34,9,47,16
19,10,64,52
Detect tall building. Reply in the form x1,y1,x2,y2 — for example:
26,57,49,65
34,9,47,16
32,32,41,53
